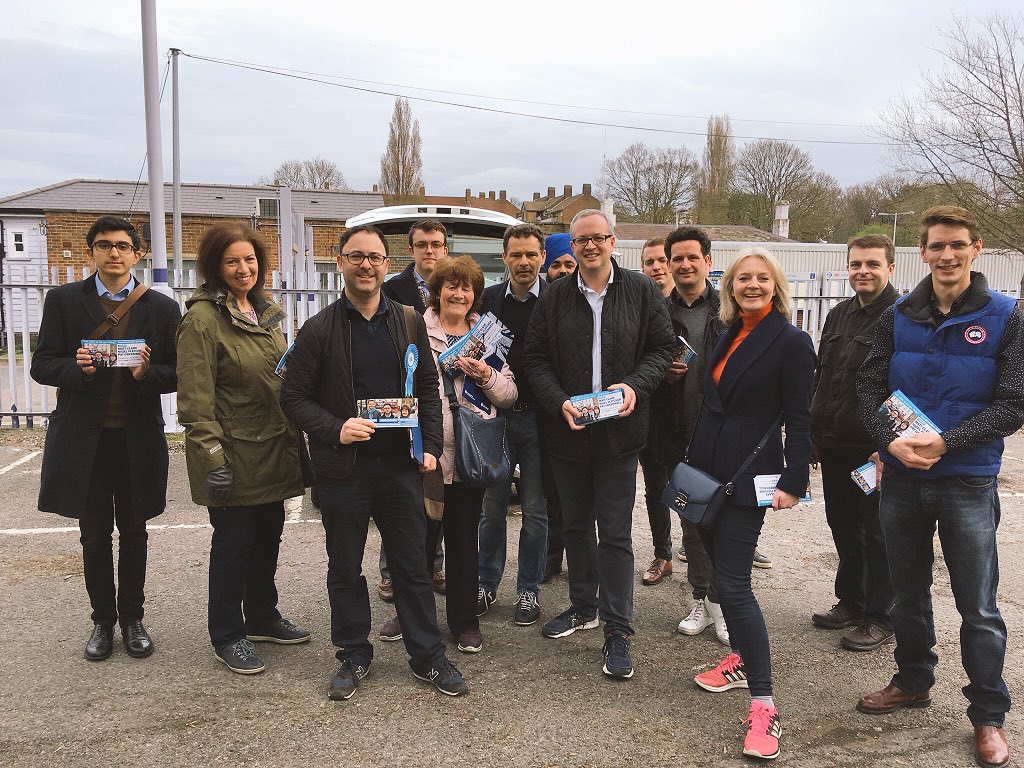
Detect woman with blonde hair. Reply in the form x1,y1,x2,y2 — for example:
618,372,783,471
685,247,815,760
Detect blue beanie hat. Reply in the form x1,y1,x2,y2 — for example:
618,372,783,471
543,233,575,271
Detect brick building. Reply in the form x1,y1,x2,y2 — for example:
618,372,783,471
521,184,601,231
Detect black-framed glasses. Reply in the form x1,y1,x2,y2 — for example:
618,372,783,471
570,234,612,247
91,240,137,254
413,240,446,251
341,251,388,266
925,240,976,254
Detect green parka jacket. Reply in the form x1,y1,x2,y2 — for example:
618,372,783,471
176,284,303,507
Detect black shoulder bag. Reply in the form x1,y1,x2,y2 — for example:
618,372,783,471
441,372,510,489
662,416,781,528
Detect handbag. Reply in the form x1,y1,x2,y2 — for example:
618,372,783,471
662,417,780,528
441,370,510,489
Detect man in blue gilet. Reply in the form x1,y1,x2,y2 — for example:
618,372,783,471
856,206,1023,768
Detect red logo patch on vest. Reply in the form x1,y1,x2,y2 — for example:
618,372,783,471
964,325,987,344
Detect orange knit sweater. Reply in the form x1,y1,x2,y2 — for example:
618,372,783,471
711,302,773,386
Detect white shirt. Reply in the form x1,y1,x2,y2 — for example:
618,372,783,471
578,269,614,393
504,278,541,302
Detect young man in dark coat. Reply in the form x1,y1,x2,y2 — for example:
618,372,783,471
31,216,181,662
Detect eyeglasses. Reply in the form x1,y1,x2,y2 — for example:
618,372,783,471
570,234,613,247
91,240,137,254
413,240,446,251
925,240,976,254
342,251,388,266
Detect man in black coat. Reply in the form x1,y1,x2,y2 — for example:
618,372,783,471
810,234,899,651
31,216,181,662
280,224,468,701
381,218,449,312
524,209,675,679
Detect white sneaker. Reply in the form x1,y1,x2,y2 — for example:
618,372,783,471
705,598,730,646
677,600,712,635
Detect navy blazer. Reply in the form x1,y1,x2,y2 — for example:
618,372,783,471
480,277,548,321
687,308,815,507
381,262,426,313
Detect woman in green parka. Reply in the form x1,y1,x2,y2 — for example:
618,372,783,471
176,223,310,675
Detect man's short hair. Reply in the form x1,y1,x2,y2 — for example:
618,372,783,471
664,226,711,258
502,223,545,253
847,233,895,265
569,209,614,233
339,224,389,256
641,237,666,253
86,216,142,250
408,219,448,247
918,205,981,248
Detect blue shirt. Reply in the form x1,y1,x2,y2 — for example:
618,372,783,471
95,274,137,302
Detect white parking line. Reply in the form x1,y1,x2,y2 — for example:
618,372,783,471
0,450,41,476
0,517,321,537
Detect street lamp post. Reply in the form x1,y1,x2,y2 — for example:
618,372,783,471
872,210,915,245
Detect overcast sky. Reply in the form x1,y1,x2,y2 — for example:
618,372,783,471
1,1,1018,203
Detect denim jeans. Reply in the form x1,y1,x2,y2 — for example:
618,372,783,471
819,445,892,627
479,409,549,595
879,468,1009,727
697,502,771,697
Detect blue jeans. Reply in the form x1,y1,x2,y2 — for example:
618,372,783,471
479,409,549,596
880,468,1009,727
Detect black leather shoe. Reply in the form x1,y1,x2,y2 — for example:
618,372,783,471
122,620,154,658
85,623,114,661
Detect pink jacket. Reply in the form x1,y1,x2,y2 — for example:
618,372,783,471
423,308,517,484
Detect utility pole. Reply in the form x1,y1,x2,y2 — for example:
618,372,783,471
140,0,168,288
872,210,914,245
171,47,182,278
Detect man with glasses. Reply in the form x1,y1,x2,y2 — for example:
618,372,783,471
32,215,181,662
525,209,675,679
380,219,448,604
856,206,1023,768
281,224,468,700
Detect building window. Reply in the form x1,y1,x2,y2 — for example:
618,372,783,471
258,198,279,218
13,232,24,252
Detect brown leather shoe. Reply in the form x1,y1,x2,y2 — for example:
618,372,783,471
642,558,673,585
812,600,863,629
975,725,1010,767
841,622,895,651
856,683,931,714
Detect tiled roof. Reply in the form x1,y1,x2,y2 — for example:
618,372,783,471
0,179,384,222
613,223,796,243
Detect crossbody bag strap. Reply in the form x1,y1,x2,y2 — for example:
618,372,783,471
724,415,782,495
87,283,149,340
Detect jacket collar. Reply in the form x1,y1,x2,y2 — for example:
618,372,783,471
703,308,788,412
899,271,991,324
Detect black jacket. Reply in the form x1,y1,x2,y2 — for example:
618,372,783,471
688,308,815,507
650,283,725,466
31,278,181,519
381,263,426,313
523,260,676,459
279,293,443,481
811,283,898,451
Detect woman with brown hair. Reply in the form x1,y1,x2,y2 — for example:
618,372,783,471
177,223,309,675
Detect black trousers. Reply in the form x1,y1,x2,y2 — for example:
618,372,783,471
79,428,149,626
819,445,893,627
426,482,484,636
638,444,673,561
542,449,565,572
207,501,285,647
319,455,445,670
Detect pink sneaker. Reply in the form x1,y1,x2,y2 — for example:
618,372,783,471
694,652,748,692
742,700,782,760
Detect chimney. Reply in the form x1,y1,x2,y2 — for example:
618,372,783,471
488,191,496,200
533,192,541,201
499,190,507,201
564,184,572,197
465,188,472,203
601,198,617,229
547,186,556,198
372,183,379,192
582,183,592,196
479,192,486,198
418,185,425,197
772,201,790,239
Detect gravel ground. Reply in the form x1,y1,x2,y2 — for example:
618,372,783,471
1,429,1022,767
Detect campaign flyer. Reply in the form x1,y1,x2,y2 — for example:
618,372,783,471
437,312,513,378
753,474,813,507
357,397,419,428
879,390,941,436
274,342,295,380
570,389,625,427
81,339,145,368
851,461,877,494
674,335,697,365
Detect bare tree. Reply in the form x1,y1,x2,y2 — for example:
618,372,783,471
599,142,697,223
879,13,1024,253
256,155,350,190
694,115,735,223
732,139,842,241
380,98,424,200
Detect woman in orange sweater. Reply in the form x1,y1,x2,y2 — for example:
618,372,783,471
685,247,816,761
